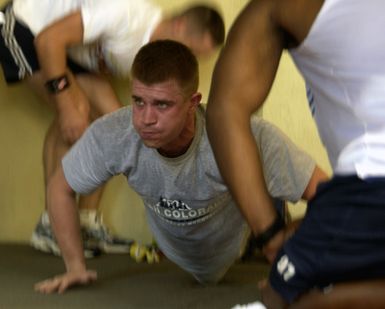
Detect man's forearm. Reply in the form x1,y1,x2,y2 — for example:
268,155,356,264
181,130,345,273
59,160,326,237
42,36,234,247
34,11,83,80
206,106,277,235
47,170,86,272
206,0,285,254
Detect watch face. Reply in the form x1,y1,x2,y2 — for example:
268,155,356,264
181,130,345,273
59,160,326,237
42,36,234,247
55,77,69,91
46,75,70,94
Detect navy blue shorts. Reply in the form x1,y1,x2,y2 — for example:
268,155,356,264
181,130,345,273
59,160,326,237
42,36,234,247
270,175,385,303
0,3,88,84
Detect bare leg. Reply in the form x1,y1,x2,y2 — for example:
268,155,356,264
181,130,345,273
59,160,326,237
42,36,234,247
28,72,121,211
74,73,121,211
28,72,127,255
43,120,69,187
259,277,385,309
42,119,106,211
290,279,385,309
259,279,287,309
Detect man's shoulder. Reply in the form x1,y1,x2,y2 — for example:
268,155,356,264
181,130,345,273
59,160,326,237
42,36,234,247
91,106,133,134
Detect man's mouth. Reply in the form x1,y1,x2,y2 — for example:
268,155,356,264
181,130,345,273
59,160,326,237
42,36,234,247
140,131,159,139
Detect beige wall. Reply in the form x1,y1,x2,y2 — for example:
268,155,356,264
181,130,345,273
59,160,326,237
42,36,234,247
0,0,330,244
262,53,331,218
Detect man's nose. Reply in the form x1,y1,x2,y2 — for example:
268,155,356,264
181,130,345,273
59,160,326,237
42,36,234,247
142,106,157,125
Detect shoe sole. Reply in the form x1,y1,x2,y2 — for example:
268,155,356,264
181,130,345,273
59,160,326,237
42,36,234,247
98,242,131,254
31,232,100,259
30,232,61,256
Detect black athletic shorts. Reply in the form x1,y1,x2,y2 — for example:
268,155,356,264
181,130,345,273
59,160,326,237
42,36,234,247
0,3,88,84
270,175,385,303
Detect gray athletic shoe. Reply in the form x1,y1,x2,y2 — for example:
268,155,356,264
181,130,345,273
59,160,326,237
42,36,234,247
79,210,134,254
30,211,100,258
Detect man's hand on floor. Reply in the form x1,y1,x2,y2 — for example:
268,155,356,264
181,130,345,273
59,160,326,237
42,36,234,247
34,269,97,294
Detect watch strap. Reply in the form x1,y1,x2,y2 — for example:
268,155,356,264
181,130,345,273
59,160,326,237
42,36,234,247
45,74,70,94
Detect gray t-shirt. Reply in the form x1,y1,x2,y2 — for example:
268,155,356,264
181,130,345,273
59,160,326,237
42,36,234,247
63,105,315,282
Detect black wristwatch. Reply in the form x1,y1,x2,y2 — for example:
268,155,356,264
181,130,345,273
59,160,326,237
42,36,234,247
252,212,285,250
45,74,70,94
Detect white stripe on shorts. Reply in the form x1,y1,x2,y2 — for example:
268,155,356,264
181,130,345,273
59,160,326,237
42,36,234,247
1,6,32,79
0,11,5,24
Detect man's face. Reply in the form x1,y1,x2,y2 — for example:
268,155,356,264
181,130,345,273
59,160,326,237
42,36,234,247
184,32,216,58
132,78,199,154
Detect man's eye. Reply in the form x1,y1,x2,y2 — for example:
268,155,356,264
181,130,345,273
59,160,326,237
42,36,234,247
134,98,144,106
157,102,169,109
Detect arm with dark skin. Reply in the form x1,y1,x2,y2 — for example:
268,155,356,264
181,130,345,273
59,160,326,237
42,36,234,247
34,11,91,144
206,0,323,262
207,0,285,262
208,0,385,307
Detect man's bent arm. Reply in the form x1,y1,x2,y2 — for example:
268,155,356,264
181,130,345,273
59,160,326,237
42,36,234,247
34,11,90,143
207,0,284,238
34,11,84,81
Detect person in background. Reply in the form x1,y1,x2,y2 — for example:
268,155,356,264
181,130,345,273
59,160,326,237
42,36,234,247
0,0,225,258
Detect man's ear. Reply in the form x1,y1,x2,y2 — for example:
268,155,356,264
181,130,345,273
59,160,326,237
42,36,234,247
189,92,202,109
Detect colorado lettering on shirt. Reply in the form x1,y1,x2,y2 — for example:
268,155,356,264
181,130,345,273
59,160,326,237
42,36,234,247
146,196,224,226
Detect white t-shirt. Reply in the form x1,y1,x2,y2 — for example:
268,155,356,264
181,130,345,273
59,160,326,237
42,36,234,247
13,0,162,76
290,0,385,178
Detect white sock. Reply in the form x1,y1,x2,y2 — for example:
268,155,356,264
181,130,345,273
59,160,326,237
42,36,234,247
232,301,266,309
